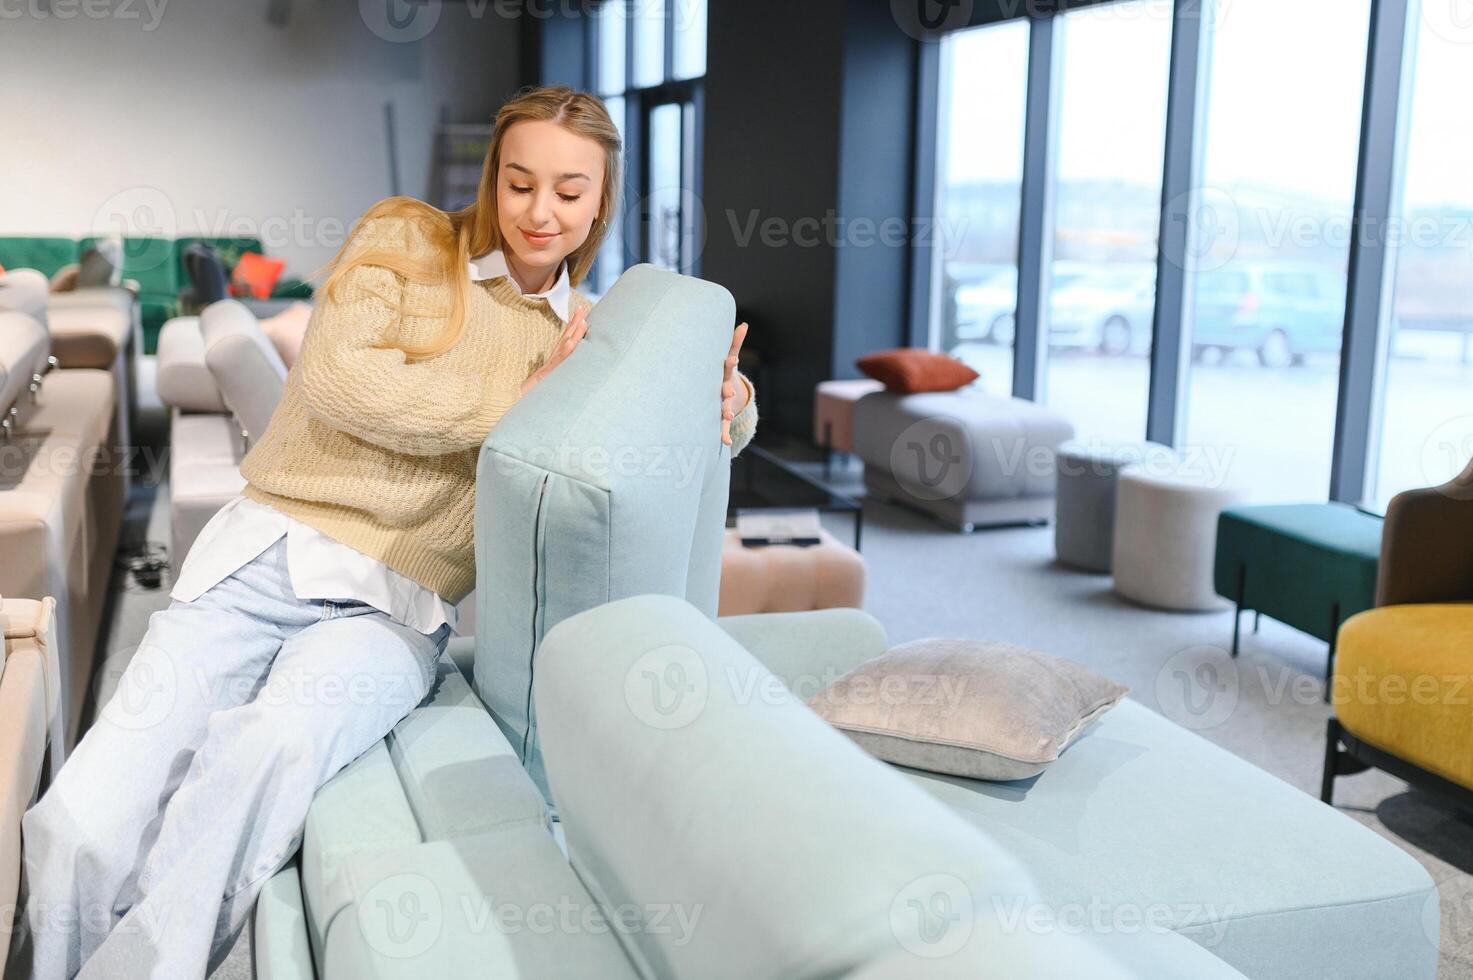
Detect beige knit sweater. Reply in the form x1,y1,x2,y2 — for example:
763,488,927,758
240,215,757,603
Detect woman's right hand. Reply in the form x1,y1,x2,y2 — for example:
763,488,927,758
520,305,588,397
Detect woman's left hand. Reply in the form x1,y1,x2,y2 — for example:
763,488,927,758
722,321,750,447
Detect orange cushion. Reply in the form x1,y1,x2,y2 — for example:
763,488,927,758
855,348,978,393
229,252,287,300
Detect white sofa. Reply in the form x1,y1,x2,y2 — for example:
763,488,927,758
155,303,283,579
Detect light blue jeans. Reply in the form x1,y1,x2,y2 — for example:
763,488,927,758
13,536,451,979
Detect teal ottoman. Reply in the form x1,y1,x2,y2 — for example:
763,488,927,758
1213,503,1382,692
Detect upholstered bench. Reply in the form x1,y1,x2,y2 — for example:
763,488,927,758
813,378,883,478
1113,461,1246,611
1214,503,1382,687
717,526,865,615
852,388,1074,531
1054,439,1175,572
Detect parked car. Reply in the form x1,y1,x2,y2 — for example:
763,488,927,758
955,262,1093,345
1048,264,1156,355
1190,262,1347,367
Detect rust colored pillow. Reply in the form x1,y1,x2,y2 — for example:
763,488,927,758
230,251,287,300
855,348,979,393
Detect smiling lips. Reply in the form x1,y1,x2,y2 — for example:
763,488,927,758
522,229,557,246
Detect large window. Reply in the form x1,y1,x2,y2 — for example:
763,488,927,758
1041,0,1171,443
1180,0,1371,503
590,0,708,295
932,19,1029,399
1369,11,1473,508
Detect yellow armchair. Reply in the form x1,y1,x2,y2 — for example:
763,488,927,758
1322,456,1473,807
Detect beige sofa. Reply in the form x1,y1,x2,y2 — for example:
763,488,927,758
0,310,123,772
0,596,59,980
0,268,139,497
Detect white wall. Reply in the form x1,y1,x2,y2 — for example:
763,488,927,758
0,0,523,277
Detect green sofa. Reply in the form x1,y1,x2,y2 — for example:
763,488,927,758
0,235,312,353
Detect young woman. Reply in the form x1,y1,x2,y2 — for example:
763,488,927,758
14,85,757,979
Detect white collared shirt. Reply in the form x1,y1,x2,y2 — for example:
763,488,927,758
468,247,573,324
172,494,459,635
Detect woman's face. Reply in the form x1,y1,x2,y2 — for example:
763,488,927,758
496,119,606,281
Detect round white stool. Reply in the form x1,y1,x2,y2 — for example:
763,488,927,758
1112,460,1246,611
1054,439,1175,572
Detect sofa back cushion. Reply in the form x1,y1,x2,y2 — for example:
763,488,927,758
474,264,735,797
0,269,51,327
155,317,227,413
0,312,49,414
0,238,79,279
81,236,179,296
200,299,288,441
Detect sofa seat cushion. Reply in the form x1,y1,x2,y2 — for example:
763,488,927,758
44,305,129,370
46,285,133,317
319,825,639,978
1335,602,1473,789
168,412,246,574
903,698,1439,980
298,650,548,970
22,368,114,460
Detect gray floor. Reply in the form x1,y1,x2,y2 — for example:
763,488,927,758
85,390,1473,977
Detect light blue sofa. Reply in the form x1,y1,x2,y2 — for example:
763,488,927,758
253,265,1438,978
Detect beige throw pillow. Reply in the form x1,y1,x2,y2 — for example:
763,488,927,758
807,638,1128,781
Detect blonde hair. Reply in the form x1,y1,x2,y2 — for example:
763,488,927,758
309,85,623,360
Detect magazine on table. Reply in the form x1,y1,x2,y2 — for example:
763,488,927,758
735,508,823,547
